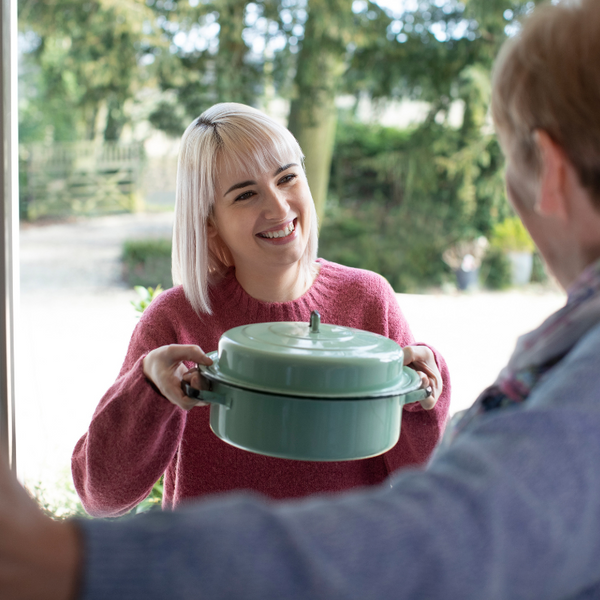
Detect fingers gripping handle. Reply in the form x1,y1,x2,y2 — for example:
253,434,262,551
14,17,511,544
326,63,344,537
181,369,231,408
402,385,433,405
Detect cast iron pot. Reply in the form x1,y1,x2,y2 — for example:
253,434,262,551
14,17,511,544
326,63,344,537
183,312,430,461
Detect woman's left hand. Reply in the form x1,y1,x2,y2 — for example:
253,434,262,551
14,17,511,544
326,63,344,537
403,345,443,410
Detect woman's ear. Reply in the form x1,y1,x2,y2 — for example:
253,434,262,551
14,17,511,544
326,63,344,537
206,216,234,267
206,216,218,239
534,130,570,221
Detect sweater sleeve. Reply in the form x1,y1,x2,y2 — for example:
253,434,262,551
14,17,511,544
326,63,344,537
378,277,451,468
71,302,187,518
77,325,600,600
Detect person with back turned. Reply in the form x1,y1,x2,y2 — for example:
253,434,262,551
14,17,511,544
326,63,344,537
2,0,600,598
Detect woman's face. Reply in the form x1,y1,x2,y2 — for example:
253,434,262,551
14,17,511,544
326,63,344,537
209,152,314,278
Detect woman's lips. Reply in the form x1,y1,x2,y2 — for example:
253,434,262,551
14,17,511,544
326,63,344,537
257,219,297,240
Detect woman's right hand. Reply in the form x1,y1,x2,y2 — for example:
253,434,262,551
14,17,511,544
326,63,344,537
143,344,213,411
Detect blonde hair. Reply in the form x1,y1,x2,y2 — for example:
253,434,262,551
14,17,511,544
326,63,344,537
491,0,600,207
172,103,319,315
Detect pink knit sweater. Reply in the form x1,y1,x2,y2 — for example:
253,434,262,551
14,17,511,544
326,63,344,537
72,260,450,517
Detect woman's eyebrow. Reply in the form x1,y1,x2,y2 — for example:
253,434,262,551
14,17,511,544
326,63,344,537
224,180,256,196
274,163,298,175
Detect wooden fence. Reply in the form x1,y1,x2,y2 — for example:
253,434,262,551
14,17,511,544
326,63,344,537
19,141,144,221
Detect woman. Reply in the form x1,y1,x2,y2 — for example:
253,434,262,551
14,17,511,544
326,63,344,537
72,103,450,517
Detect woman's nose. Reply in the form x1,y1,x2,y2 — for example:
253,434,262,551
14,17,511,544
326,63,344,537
262,187,289,219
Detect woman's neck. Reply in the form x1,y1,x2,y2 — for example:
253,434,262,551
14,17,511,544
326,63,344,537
234,261,318,303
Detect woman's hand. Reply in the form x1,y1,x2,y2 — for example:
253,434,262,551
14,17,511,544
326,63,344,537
403,345,443,410
143,344,213,411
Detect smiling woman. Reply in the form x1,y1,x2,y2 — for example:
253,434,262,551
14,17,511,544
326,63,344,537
210,158,315,301
71,103,451,518
172,104,319,314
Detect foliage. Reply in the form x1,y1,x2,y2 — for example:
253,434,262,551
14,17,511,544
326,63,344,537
131,284,164,315
316,0,543,290
122,238,173,289
346,0,543,104
26,470,90,521
320,117,508,291
320,200,449,291
18,0,162,143
134,477,164,514
147,0,266,131
490,216,535,253
480,246,512,290
530,251,549,284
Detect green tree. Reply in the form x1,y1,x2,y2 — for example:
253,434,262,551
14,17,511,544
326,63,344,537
314,0,546,290
18,0,161,142
147,0,277,134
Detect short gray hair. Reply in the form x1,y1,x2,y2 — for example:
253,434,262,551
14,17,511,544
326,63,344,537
172,103,319,314
491,0,600,208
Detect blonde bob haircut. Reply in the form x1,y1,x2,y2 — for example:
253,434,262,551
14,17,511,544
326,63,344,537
172,102,319,315
491,0,600,208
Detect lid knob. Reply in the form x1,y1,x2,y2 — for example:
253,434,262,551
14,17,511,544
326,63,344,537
309,310,321,333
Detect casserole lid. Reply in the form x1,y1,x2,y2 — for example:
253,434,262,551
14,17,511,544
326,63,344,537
203,311,422,398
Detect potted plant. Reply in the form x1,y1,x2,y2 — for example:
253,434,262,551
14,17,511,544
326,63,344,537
442,236,489,290
490,217,536,286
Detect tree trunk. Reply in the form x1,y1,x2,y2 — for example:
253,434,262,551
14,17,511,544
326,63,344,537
288,94,338,225
287,0,352,224
215,0,252,104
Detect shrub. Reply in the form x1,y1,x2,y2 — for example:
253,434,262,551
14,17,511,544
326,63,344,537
480,246,512,290
320,117,509,292
531,251,549,284
122,238,173,289
490,216,535,253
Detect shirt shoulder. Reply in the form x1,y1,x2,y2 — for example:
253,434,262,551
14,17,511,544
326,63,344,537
529,321,600,413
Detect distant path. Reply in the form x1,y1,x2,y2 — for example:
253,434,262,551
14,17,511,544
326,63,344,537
18,212,174,484
20,212,174,294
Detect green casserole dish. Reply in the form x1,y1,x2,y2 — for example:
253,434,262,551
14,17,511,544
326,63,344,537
184,311,429,461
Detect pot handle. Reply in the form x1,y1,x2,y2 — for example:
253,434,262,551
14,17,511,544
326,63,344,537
181,370,231,408
401,385,433,406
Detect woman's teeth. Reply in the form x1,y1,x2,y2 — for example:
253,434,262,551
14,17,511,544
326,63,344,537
260,221,295,239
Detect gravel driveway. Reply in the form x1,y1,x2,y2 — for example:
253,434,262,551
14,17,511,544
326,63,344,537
18,212,174,485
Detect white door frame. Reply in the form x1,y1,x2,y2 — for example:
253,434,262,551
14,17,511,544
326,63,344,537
1,0,19,471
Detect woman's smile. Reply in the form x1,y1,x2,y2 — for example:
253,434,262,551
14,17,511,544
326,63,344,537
257,218,297,243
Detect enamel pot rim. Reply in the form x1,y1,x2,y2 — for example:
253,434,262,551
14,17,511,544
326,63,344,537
205,311,423,399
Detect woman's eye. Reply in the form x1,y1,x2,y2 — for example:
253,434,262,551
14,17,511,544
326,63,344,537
278,173,297,185
234,190,255,202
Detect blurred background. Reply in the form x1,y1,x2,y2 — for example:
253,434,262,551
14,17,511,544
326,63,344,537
16,0,566,515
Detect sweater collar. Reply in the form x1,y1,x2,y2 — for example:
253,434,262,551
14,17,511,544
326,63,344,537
211,259,330,321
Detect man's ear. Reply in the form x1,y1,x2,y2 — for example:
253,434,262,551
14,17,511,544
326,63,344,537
534,129,570,221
